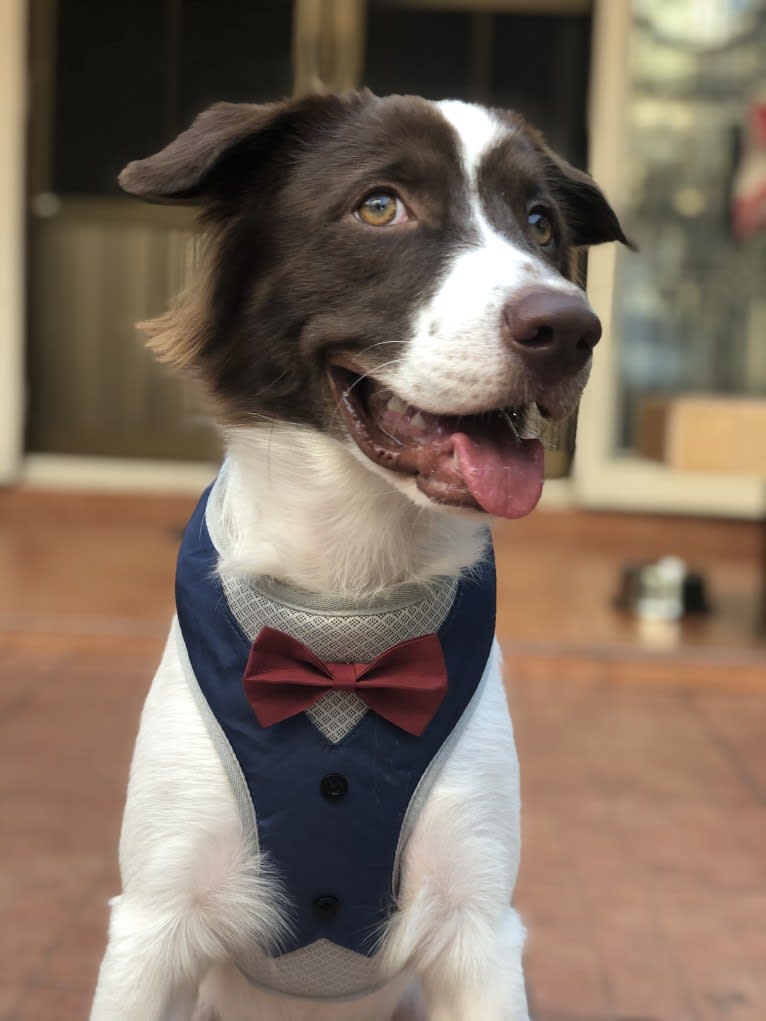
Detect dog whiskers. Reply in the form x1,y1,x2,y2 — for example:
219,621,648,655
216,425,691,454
342,357,406,397
326,356,406,435
353,340,406,360
256,369,290,398
499,408,522,441
378,424,404,447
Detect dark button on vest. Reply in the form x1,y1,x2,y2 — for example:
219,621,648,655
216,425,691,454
313,895,340,920
320,773,348,801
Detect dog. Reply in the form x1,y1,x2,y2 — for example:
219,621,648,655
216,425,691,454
90,90,628,1021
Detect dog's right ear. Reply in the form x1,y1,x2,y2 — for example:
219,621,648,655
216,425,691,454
118,93,355,205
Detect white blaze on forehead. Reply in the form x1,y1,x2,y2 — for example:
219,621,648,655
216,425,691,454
434,99,525,259
436,100,505,189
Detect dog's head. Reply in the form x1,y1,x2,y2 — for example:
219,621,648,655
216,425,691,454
121,91,629,519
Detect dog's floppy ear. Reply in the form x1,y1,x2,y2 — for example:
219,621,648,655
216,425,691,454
544,152,636,250
118,93,355,205
118,102,281,204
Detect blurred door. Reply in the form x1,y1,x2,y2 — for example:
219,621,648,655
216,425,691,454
26,0,293,462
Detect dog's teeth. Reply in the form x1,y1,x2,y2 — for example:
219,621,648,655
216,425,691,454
386,395,407,415
520,404,544,439
411,412,426,429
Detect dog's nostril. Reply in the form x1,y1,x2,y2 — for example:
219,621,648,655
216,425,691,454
577,321,602,351
523,325,555,348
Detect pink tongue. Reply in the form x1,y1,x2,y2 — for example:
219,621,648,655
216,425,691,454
453,433,545,518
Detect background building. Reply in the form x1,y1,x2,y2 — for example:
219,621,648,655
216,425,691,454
1,0,764,516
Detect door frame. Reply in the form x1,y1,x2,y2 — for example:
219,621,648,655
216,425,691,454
0,0,27,484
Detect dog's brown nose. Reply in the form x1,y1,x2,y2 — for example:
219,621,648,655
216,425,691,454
503,289,602,383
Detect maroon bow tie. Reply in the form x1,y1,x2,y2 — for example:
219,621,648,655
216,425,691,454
242,626,448,736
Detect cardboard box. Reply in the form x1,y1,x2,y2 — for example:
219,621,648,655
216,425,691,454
635,395,766,475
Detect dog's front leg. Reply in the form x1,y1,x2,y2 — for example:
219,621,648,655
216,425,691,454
90,894,200,1021
91,628,287,1021
384,646,530,1021
421,906,529,1021
90,637,223,1020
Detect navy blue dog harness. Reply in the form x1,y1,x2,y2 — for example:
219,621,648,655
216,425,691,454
175,480,496,969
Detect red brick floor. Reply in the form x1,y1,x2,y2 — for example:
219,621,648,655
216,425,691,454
0,489,764,1020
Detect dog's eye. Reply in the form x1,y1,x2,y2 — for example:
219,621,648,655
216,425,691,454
528,209,554,247
355,191,408,227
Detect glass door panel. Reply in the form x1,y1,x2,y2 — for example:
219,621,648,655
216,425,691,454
575,0,766,517
616,0,766,450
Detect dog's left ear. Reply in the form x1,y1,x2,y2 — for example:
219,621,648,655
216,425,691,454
118,93,357,205
119,102,281,204
544,152,636,250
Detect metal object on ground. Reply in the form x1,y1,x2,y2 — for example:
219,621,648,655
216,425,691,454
615,556,711,620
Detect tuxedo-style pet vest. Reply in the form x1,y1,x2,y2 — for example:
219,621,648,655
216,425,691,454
173,469,497,1000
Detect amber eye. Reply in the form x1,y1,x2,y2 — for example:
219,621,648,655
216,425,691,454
528,209,554,246
355,191,407,227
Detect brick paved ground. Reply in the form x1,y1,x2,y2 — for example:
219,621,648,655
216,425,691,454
1,490,764,1020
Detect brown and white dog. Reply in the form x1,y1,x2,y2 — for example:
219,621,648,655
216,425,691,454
91,91,628,1021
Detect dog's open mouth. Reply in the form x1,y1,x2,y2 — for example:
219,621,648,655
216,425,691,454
328,362,548,519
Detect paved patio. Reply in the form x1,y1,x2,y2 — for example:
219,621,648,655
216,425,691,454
1,488,764,1020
